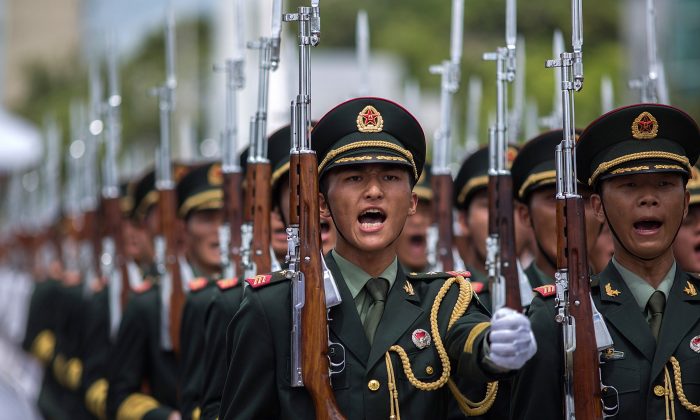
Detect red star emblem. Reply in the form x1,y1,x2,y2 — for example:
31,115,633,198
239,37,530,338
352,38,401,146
361,108,378,126
637,115,654,133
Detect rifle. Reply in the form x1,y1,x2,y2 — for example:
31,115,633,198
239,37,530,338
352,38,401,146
152,8,183,353
355,10,369,96
464,76,482,155
283,1,345,418
483,0,521,312
428,0,463,272
545,0,616,417
82,57,104,286
215,0,246,280
540,30,565,131
101,38,131,309
628,0,669,104
242,0,283,278
600,75,614,114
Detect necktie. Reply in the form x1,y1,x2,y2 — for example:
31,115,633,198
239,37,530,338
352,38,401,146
364,277,389,345
647,290,666,340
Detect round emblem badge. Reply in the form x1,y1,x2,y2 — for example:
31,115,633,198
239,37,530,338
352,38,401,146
690,336,700,353
412,329,432,349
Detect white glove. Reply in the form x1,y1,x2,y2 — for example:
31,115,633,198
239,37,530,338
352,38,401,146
486,307,537,371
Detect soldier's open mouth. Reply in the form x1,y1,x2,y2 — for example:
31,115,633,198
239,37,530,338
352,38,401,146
358,208,386,229
320,220,330,234
409,234,426,247
633,220,662,233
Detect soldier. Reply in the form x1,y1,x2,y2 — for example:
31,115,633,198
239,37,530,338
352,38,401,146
396,162,433,272
452,145,535,312
673,166,700,274
511,103,700,419
199,125,304,420
105,167,189,420
83,181,148,419
177,161,227,420
510,129,604,288
219,97,537,419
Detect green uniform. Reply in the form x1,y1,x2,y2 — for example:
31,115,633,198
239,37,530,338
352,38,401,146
23,277,67,420
511,261,700,419
51,282,92,420
200,279,243,420
179,278,219,420
523,262,552,289
106,282,179,420
219,254,506,420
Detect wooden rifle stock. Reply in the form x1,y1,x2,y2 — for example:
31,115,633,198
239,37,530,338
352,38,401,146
556,197,602,419
251,162,272,273
82,208,103,279
298,152,344,420
102,196,131,309
431,173,454,270
487,174,522,311
223,171,244,273
160,187,184,354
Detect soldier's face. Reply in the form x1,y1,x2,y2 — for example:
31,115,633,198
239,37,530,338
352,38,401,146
461,190,489,261
319,164,417,257
185,208,224,273
396,199,433,272
123,219,154,264
593,172,689,262
523,187,558,263
270,208,288,260
673,205,700,273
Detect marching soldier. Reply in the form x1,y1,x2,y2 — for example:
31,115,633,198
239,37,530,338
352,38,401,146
511,103,700,419
453,145,526,312
177,161,227,420
510,129,604,288
199,125,303,420
82,181,149,419
396,163,433,273
673,165,700,274
105,167,188,420
219,97,537,419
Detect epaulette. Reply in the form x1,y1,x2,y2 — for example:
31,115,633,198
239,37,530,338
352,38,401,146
217,277,240,290
471,281,485,294
133,281,153,294
407,270,472,281
188,278,209,292
245,270,290,289
533,284,556,297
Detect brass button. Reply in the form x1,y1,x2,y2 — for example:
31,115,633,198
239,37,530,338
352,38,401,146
368,379,380,392
425,365,434,375
653,385,665,397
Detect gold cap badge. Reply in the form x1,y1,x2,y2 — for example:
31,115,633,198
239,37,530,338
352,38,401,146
357,105,384,133
631,111,659,140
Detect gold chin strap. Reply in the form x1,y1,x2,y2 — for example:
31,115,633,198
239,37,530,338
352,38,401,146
670,356,700,416
383,276,498,419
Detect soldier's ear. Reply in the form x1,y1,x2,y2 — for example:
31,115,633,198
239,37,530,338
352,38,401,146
683,189,690,219
515,201,531,228
408,192,418,215
457,210,469,237
319,192,331,218
590,193,606,223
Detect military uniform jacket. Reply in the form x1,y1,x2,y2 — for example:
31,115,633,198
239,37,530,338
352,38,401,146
23,277,68,420
179,278,220,420
200,279,243,420
106,283,178,420
82,286,112,419
511,261,700,419
523,263,552,289
219,255,505,420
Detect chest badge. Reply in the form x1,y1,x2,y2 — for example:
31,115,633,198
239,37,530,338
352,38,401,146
604,283,621,297
690,336,700,353
403,280,415,296
684,281,698,297
412,329,432,349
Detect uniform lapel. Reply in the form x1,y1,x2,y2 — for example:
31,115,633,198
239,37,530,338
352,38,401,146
596,263,656,362
650,270,700,380
325,255,371,365
366,266,423,369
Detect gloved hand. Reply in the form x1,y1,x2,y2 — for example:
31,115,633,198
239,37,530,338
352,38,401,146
486,307,537,370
